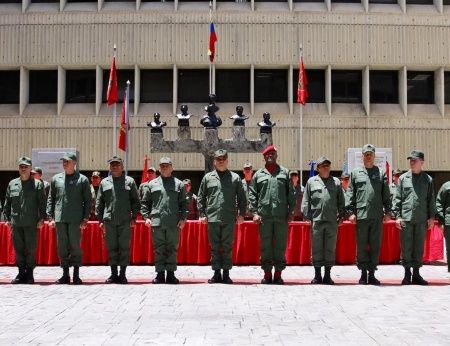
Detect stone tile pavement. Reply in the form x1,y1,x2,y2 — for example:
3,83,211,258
1,264,450,345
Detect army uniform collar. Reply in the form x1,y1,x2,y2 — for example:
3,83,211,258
261,164,280,176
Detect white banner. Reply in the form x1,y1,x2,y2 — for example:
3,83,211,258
31,148,78,182
347,148,393,184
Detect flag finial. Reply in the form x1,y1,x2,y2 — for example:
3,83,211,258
126,80,131,86
113,44,117,51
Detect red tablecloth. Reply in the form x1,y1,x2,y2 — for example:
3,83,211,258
0,221,444,266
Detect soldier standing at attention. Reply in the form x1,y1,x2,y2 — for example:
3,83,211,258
248,145,296,285
301,156,345,285
47,152,91,285
346,144,392,285
436,180,450,273
198,150,247,284
96,156,140,284
183,179,198,220
241,162,254,220
290,170,304,221
4,156,47,284
393,150,435,285
89,171,102,221
141,157,188,284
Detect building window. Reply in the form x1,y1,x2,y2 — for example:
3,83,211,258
444,0,450,4
141,70,173,103
216,69,250,103
444,72,450,104
0,71,20,104
30,0,59,3
331,70,362,103
255,69,288,103
67,0,97,2
370,71,398,104
406,0,433,4
331,0,361,3
29,70,57,104
178,69,209,103
369,0,397,4
407,71,434,104
254,0,287,2
66,70,96,104
104,0,135,2
0,0,22,3
102,69,134,103
293,0,325,2
293,69,325,103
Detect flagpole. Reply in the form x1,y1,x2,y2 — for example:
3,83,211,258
125,80,130,176
299,44,303,186
113,44,117,156
209,1,212,95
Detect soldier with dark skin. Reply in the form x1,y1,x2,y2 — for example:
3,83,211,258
47,152,91,285
4,157,47,284
141,157,188,284
241,162,254,220
393,150,435,285
248,145,296,285
96,156,140,284
198,149,247,284
346,144,392,285
436,180,450,273
302,157,345,285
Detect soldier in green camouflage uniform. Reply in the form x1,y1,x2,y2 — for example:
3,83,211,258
393,150,436,285
96,156,140,284
141,157,188,284
301,157,345,285
241,162,254,220
436,180,450,273
390,169,402,204
346,144,392,285
47,152,91,285
248,145,296,285
4,157,47,284
198,150,247,284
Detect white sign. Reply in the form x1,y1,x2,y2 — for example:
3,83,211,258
347,148,393,184
32,148,78,182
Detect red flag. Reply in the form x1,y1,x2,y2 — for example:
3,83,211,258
118,89,129,151
385,161,390,184
107,55,118,105
141,155,149,184
297,57,308,105
208,22,217,63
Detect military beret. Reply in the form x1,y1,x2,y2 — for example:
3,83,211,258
316,156,331,167
362,144,376,154
18,156,32,166
214,149,228,158
60,152,77,161
261,145,277,155
407,150,424,160
107,156,123,164
160,157,172,165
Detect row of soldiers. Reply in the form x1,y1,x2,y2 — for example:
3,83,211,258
3,144,450,286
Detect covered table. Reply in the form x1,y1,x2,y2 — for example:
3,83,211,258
0,221,443,266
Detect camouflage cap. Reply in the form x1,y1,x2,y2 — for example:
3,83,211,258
160,157,172,165
147,166,156,172
33,166,43,174
393,169,403,176
214,149,228,158
91,171,101,177
60,152,77,161
243,162,252,169
289,170,299,176
316,156,331,167
107,156,123,164
18,156,32,166
362,144,376,154
183,179,192,185
407,150,424,160
340,172,350,179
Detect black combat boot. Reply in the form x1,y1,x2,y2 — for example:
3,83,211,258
412,268,428,285
222,270,233,284
72,266,82,285
166,271,179,284
106,266,119,284
208,270,222,284
26,267,35,284
322,266,334,285
273,271,284,285
118,266,128,284
401,267,411,285
152,271,165,284
368,270,380,286
311,267,322,284
261,271,272,284
358,269,368,285
56,266,70,284
11,267,27,284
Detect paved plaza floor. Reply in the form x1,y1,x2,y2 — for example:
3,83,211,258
1,264,450,345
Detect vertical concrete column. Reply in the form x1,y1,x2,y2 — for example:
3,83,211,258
399,66,407,117
362,66,370,116
19,67,29,116
57,66,65,116
326,65,332,116
435,67,445,117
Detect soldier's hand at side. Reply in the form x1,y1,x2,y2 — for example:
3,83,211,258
199,217,208,224
145,218,152,228
177,220,186,229
383,214,391,222
37,220,44,228
130,219,136,228
80,219,88,230
253,214,262,224
5,221,10,228
236,215,244,225
99,222,104,230
427,218,435,230
395,218,404,230
348,214,356,223
287,214,295,223
48,220,55,228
